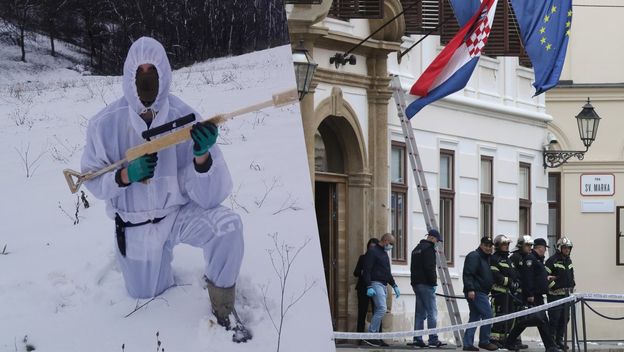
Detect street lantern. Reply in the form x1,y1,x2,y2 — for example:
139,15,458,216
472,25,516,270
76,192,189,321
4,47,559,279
576,98,601,149
292,41,317,101
544,97,602,169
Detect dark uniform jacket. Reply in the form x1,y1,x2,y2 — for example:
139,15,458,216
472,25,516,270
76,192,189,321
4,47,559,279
411,239,437,286
362,244,396,288
516,250,549,304
463,247,494,294
545,251,575,295
354,254,366,290
490,250,518,294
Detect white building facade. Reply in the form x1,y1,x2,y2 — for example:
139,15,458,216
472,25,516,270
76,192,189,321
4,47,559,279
289,0,552,340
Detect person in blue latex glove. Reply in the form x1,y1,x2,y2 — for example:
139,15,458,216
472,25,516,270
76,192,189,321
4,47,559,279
354,238,382,334
408,228,446,348
360,233,398,347
81,36,250,343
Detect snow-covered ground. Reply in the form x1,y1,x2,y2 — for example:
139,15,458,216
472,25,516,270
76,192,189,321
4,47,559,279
0,36,335,352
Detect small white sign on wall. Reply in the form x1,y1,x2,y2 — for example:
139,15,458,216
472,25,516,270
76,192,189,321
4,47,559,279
580,174,615,196
581,199,615,213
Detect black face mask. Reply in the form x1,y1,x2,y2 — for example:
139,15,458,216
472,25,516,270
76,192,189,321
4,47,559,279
136,68,159,106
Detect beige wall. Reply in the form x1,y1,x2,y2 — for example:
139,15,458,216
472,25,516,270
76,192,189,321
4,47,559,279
547,8,624,338
561,1,624,83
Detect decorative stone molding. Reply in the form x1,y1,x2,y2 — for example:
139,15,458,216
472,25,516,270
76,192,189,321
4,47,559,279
348,172,373,188
288,0,332,27
369,0,405,43
313,89,369,173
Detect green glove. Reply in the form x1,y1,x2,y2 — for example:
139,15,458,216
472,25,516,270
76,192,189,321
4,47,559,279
127,153,158,183
190,122,218,157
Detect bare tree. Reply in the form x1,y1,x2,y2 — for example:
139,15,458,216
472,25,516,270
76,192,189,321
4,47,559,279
1,0,38,62
41,0,68,56
262,233,317,352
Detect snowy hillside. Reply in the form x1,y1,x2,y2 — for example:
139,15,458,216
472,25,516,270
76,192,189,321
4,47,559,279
0,38,335,352
0,24,88,85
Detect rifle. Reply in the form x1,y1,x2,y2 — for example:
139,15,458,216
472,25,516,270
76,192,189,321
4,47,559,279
63,88,298,194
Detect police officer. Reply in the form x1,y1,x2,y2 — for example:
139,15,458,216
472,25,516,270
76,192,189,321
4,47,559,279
505,236,559,352
489,235,519,347
546,237,575,350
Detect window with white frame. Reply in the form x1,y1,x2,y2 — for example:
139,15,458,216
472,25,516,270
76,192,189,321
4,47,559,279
480,156,493,238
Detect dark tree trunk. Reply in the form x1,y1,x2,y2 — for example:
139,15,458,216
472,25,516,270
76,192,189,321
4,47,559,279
19,26,26,62
50,35,56,57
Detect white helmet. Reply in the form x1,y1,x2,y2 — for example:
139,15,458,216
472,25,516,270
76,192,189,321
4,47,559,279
556,237,573,250
494,234,511,249
516,235,534,248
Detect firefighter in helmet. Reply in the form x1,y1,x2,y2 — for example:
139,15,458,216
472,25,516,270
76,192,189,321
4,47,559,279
489,235,520,347
545,237,575,350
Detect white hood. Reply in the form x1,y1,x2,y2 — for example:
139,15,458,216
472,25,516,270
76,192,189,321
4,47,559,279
122,37,172,120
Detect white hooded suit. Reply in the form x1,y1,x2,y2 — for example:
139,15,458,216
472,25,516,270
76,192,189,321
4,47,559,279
81,37,243,298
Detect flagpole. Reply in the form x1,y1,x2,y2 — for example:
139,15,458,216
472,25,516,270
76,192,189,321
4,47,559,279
398,14,454,61
330,0,423,66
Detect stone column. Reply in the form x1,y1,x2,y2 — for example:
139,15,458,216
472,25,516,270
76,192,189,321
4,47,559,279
366,54,393,237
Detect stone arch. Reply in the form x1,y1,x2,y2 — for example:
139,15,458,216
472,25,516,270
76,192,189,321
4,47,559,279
312,87,368,174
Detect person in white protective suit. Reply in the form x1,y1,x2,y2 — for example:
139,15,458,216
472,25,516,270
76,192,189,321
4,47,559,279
81,37,251,343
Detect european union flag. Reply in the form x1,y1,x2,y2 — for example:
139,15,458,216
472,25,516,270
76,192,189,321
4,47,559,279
510,0,572,95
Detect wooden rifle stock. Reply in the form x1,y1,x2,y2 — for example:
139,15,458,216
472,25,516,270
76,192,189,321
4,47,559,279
63,88,298,193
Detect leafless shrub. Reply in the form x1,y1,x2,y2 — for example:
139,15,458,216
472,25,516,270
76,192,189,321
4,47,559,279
249,161,262,171
48,135,81,164
262,233,317,352
58,196,81,225
254,177,281,208
229,184,250,214
9,106,33,128
272,193,302,215
15,143,45,178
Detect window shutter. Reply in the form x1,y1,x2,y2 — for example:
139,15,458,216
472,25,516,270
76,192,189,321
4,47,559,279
328,0,384,19
440,0,459,45
402,0,439,35
482,0,525,57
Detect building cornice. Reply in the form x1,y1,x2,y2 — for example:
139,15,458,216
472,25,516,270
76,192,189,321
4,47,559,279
560,161,624,173
313,68,372,89
547,84,624,102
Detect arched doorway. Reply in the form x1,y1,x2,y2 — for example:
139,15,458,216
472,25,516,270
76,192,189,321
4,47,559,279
314,118,348,330
312,92,369,331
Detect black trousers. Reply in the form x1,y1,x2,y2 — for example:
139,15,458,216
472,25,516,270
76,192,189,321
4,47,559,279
547,294,570,344
356,287,381,332
491,293,513,341
506,295,556,349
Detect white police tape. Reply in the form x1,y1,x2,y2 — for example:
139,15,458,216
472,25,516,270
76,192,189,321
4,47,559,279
333,292,624,340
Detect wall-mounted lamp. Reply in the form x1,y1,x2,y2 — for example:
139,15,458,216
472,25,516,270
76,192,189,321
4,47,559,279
543,98,601,169
292,41,318,101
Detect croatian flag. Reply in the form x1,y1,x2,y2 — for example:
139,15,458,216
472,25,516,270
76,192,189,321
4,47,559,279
406,0,498,118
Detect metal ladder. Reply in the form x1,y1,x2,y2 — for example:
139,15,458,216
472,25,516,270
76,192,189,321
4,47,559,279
390,75,463,346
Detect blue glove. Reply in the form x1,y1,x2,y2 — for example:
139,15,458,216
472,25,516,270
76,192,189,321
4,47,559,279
190,122,218,156
127,153,158,183
366,287,376,297
393,285,400,299
431,286,437,294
